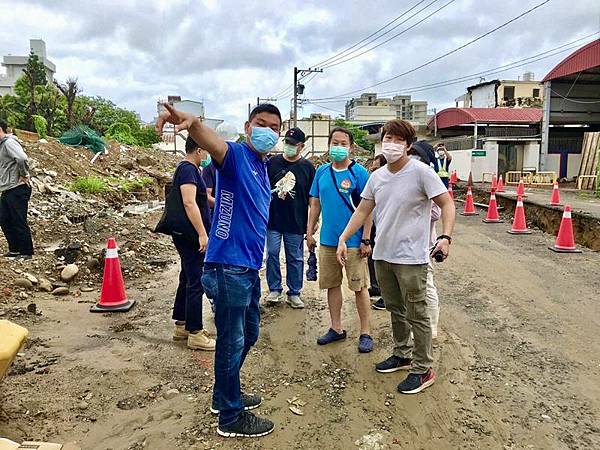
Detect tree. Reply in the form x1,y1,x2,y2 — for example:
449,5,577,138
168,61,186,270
56,77,81,129
20,51,48,129
333,118,374,152
0,95,21,126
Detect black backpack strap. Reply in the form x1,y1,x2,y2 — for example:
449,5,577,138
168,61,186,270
329,163,357,214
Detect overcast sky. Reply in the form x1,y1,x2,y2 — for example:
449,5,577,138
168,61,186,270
1,0,599,130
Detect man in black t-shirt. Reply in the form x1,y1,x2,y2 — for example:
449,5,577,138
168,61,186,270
266,127,315,308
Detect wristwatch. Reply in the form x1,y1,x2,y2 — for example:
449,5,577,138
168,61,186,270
361,239,372,246
436,235,452,244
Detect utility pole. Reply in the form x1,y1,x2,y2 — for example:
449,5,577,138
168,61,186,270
433,108,437,137
293,66,323,127
256,97,277,106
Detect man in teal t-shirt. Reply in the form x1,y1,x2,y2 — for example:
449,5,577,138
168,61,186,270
306,127,373,353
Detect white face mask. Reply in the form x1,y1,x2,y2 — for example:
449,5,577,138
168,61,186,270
381,142,406,164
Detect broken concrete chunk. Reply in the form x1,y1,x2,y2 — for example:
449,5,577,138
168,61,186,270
52,287,70,296
14,278,34,290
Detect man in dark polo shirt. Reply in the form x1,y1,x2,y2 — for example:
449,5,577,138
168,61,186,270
265,127,315,309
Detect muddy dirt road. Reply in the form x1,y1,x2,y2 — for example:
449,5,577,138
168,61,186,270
2,215,600,450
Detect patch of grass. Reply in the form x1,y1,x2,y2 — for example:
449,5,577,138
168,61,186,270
71,176,109,194
119,176,154,192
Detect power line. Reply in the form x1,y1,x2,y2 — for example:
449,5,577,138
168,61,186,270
303,33,598,104
311,0,553,101
304,101,345,115
320,0,457,69
270,0,430,98
310,0,430,68
317,0,441,69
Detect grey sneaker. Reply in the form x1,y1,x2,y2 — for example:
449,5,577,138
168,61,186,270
217,411,274,438
265,291,282,305
286,295,305,309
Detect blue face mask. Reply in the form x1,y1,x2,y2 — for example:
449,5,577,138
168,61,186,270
250,126,278,153
329,145,349,162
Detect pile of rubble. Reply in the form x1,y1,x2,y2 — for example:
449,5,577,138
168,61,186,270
0,135,181,312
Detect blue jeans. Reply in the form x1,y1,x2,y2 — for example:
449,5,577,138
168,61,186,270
201,263,261,426
172,235,204,332
266,230,304,296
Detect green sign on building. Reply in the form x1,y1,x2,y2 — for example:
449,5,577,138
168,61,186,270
472,150,487,157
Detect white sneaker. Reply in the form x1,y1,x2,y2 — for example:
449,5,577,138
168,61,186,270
187,330,216,351
265,291,282,305
286,295,305,309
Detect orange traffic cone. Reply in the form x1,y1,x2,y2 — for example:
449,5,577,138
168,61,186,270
507,196,531,234
467,171,473,187
460,187,478,216
450,170,458,185
516,179,526,197
491,174,498,192
483,190,503,223
90,238,136,312
448,183,454,200
497,175,505,193
549,181,561,206
549,206,582,253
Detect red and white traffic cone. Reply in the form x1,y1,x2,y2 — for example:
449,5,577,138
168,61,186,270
497,175,505,192
491,174,498,192
460,186,478,216
549,181,561,206
516,179,526,197
90,238,136,312
483,190,503,223
448,183,454,201
507,196,531,234
549,206,582,253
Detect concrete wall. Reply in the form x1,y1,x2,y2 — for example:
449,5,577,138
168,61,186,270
283,118,331,155
567,154,582,179
523,142,540,170
470,83,496,108
447,150,473,180
347,105,396,122
498,81,543,101
545,154,561,175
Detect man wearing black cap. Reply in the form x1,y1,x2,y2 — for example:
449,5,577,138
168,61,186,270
265,127,315,309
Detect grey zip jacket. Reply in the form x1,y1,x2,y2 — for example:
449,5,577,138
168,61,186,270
0,135,29,193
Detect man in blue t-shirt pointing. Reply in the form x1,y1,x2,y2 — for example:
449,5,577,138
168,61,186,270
157,102,281,439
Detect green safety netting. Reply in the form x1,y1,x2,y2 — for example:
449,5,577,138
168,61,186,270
58,125,106,154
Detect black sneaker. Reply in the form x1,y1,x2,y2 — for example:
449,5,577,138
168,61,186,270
210,392,262,414
397,368,436,394
375,355,412,373
368,287,381,298
217,411,274,438
3,251,19,258
372,298,386,310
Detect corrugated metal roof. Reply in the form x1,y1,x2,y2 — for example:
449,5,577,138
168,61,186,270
542,39,600,82
428,108,543,130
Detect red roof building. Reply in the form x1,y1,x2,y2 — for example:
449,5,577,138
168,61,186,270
428,107,542,130
540,39,600,178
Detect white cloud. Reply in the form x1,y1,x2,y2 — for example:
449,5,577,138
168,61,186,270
0,0,598,129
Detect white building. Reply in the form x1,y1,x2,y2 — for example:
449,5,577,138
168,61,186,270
345,93,428,125
465,77,543,109
0,39,55,96
155,96,223,154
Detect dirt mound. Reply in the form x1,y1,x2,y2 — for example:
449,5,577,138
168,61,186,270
0,138,180,316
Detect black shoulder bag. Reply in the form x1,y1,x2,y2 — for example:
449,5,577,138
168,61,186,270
154,162,205,242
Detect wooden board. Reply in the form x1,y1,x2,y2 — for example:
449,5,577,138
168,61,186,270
578,132,600,190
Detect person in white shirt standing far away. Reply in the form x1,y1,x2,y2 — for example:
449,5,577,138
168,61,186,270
336,119,455,395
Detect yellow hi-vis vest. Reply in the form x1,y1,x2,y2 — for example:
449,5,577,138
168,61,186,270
437,157,449,178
